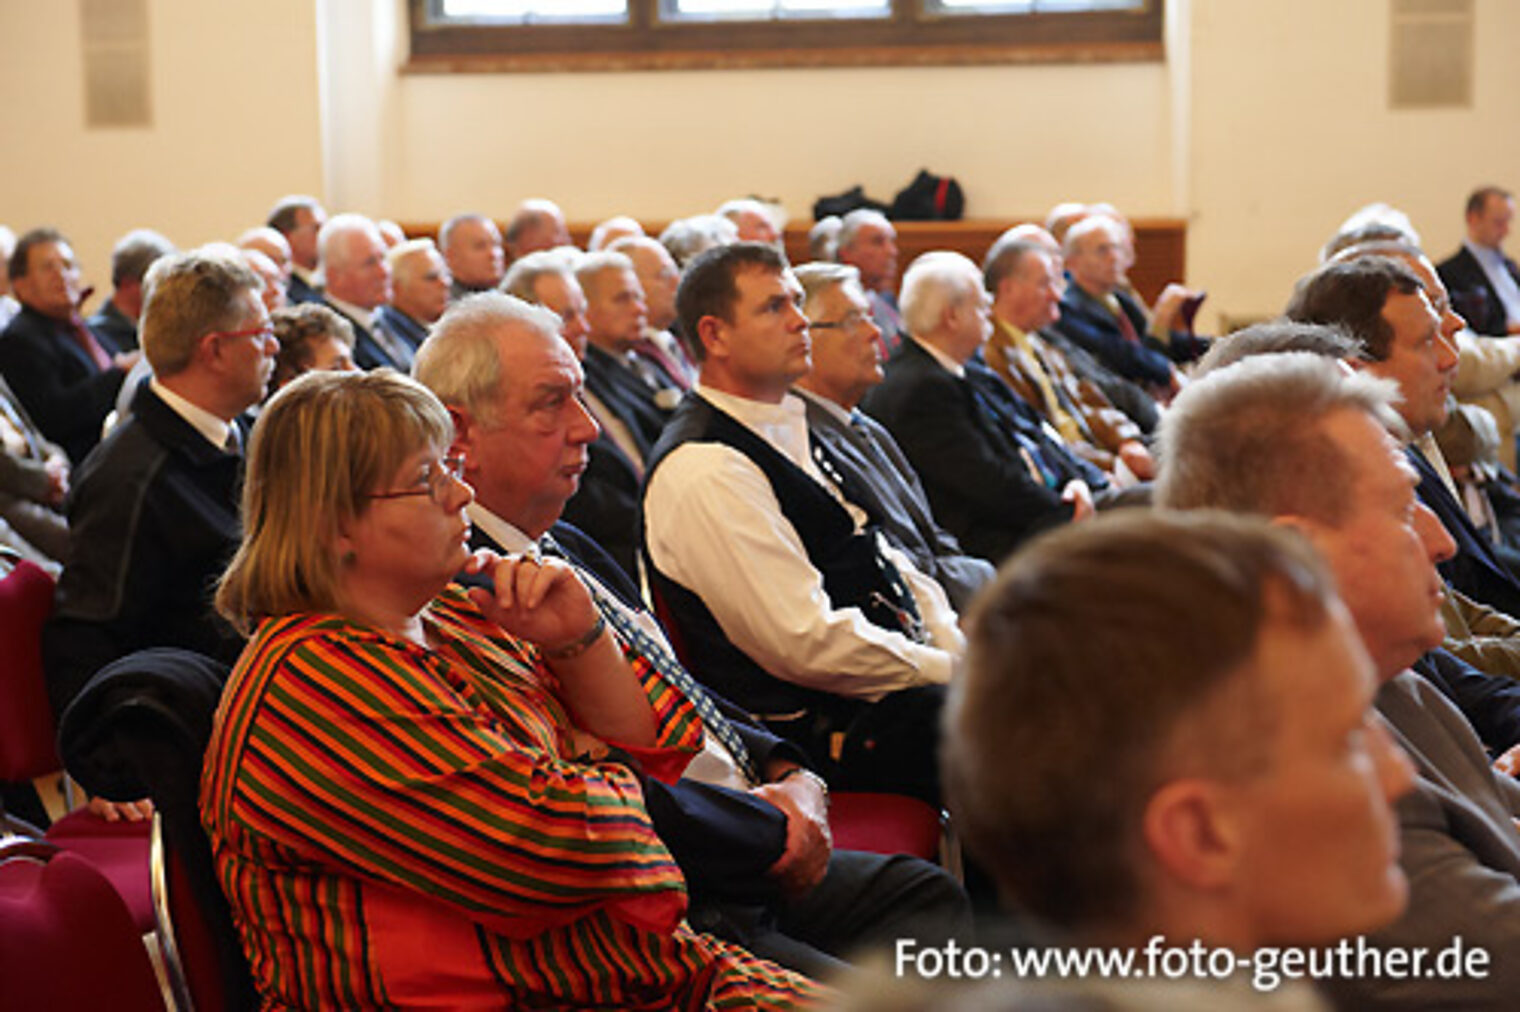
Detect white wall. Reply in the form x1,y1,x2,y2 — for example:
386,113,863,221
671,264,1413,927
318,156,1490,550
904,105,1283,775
3,0,1518,330
1187,0,1520,327
0,0,324,295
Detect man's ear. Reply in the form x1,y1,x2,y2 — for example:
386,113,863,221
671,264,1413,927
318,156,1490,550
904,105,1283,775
696,314,725,361
1270,513,1333,559
447,406,474,457
1142,779,1242,892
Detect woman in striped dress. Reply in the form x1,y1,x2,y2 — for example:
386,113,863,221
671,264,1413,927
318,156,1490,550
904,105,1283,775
201,368,823,1010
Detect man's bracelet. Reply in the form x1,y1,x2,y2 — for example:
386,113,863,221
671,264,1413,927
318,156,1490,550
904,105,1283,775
540,613,607,660
776,765,830,807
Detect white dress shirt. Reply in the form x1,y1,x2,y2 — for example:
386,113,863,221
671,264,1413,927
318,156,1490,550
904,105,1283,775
644,385,962,704
151,377,235,450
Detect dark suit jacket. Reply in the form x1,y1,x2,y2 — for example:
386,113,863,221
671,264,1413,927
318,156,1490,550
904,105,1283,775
326,300,414,372
468,520,803,906
43,384,245,716
1412,445,1520,619
560,433,642,582
1053,284,1177,388
1415,647,1520,756
285,271,323,306
799,390,994,611
583,343,676,455
1438,245,1520,337
373,305,429,352
861,339,1080,565
0,306,126,464
86,299,138,352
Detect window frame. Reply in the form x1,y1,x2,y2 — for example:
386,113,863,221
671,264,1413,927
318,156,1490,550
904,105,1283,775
405,0,1163,73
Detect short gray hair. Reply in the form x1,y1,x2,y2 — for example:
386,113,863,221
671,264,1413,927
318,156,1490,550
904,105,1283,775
111,229,176,286
500,249,576,303
140,247,260,376
835,209,892,257
660,214,738,268
899,251,981,338
792,261,861,316
574,250,636,297
317,213,381,271
1194,320,1365,377
1156,353,1406,525
413,291,562,425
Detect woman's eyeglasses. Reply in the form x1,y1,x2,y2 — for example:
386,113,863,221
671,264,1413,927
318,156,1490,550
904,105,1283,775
367,456,466,504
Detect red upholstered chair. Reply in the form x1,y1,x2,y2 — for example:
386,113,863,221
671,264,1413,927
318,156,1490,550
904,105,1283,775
0,839,168,1011
0,549,154,928
0,551,63,832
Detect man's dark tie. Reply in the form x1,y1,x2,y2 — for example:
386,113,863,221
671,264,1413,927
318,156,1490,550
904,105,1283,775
540,532,758,783
68,314,114,371
807,438,928,644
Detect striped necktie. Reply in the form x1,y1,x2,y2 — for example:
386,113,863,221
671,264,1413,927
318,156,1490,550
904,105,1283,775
540,533,757,783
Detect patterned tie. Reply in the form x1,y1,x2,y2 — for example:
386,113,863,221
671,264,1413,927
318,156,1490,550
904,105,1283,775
539,532,757,783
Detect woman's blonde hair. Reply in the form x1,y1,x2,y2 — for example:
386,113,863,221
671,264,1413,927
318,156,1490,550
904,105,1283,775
216,369,452,633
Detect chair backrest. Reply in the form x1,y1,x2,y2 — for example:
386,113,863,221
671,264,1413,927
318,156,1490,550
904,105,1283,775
59,647,257,1011
0,553,60,783
0,839,167,1011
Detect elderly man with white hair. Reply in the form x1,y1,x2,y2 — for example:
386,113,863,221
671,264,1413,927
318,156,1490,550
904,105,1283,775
376,238,451,350
862,251,1110,565
318,213,411,371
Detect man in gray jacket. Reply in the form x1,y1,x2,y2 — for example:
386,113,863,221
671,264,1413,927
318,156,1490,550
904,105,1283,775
1159,351,1520,1010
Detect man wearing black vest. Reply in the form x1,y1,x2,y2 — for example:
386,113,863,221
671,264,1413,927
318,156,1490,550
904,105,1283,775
643,243,963,805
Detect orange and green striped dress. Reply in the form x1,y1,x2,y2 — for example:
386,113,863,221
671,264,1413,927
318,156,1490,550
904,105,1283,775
201,584,824,1009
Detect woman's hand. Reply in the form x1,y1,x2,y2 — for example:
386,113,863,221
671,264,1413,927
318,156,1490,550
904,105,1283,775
464,550,600,652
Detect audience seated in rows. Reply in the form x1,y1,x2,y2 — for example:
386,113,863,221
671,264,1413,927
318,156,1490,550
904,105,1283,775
981,234,1156,479
643,242,961,805
414,295,969,979
944,510,1411,1006
201,367,829,1008
862,250,1109,566
1157,352,1520,1010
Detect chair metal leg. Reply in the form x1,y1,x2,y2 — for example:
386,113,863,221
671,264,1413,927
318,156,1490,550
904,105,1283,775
150,813,196,1012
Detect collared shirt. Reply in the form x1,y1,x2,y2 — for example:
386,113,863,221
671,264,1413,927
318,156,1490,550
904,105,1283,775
1465,239,1520,328
910,335,966,379
469,503,749,791
150,377,234,450
644,385,962,703
324,292,376,335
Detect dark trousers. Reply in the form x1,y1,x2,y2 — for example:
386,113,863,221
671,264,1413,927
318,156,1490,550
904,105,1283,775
689,848,971,981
